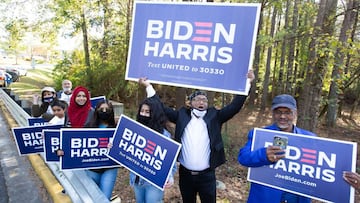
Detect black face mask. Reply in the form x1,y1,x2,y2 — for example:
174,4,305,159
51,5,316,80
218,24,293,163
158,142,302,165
137,115,151,125
43,97,54,103
97,111,111,121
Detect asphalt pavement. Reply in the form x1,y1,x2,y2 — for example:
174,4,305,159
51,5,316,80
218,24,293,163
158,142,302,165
0,110,50,203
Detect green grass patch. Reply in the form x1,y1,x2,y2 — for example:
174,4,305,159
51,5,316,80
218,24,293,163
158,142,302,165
8,67,55,100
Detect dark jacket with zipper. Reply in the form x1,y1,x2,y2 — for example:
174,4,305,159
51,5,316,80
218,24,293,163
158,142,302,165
152,94,247,170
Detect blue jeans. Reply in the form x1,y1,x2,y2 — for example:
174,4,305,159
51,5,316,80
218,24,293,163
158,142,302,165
133,183,164,203
86,168,118,200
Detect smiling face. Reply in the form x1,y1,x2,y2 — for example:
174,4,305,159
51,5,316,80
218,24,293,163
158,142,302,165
75,91,87,106
190,95,208,110
272,107,296,132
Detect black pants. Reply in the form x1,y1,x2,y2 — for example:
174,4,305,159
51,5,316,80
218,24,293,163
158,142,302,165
179,165,216,203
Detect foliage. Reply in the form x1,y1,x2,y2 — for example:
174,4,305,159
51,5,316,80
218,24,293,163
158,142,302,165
3,20,27,59
1,0,360,129
49,0,136,108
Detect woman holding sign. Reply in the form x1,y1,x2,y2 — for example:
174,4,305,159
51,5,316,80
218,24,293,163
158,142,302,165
68,86,94,127
129,97,177,203
85,100,119,200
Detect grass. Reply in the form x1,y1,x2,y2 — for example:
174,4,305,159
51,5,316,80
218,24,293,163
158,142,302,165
8,66,55,100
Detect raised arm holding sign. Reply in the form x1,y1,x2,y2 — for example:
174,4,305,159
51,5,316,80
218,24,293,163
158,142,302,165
139,69,254,202
126,2,261,95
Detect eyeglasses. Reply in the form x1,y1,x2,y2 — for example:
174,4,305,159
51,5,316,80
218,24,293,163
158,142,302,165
192,98,208,103
273,110,293,116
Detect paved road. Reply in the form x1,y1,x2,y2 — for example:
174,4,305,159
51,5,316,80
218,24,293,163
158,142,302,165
0,110,50,203
0,162,8,203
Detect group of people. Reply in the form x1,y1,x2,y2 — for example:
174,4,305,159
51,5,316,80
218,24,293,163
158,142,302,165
31,79,73,126
31,71,359,202
31,79,177,202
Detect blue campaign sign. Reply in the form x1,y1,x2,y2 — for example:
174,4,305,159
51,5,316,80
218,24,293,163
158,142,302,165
90,96,106,108
11,125,62,155
28,117,48,126
249,128,357,203
126,2,261,95
107,115,181,190
60,128,120,170
43,130,60,162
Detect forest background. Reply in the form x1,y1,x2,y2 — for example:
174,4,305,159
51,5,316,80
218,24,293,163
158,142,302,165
1,0,360,201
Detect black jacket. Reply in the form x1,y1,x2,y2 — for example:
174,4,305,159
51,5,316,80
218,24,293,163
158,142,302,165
152,94,247,170
31,98,59,121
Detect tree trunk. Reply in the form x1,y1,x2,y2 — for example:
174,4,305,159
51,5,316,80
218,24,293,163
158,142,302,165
248,1,265,107
350,81,360,119
80,9,92,89
261,6,277,111
286,0,299,95
297,0,338,131
326,0,356,127
278,0,291,94
344,0,359,74
100,0,110,60
175,87,186,110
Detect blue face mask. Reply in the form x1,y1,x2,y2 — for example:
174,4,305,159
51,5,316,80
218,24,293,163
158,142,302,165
43,97,54,103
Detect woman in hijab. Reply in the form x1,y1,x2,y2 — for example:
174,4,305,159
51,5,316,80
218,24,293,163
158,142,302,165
67,86,94,128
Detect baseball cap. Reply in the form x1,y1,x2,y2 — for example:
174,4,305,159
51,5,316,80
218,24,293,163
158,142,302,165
271,94,297,110
188,90,207,101
41,86,56,94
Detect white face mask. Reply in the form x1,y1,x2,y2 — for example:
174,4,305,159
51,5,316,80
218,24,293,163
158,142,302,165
63,87,71,92
192,109,207,118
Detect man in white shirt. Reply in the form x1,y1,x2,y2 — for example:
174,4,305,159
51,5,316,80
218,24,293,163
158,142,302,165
139,70,254,203
57,79,72,104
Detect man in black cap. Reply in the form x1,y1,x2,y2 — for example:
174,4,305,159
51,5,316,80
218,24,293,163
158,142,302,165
238,94,317,203
139,70,254,203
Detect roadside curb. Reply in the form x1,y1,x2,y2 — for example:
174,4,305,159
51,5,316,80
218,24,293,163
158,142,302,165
0,100,71,203
28,155,71,203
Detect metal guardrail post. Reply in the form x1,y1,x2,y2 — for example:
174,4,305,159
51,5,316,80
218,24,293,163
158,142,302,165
0,88,109,203
110,100,124,122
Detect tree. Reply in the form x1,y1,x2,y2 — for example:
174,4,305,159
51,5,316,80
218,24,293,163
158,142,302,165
260,5,277,111
4,20,27,64
326,0,359,126
286,0,300,95
297,0,339,131
49,0,92,86
248,0,268,107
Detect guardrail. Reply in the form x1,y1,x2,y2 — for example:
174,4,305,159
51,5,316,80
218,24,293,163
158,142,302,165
0,88,110,203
